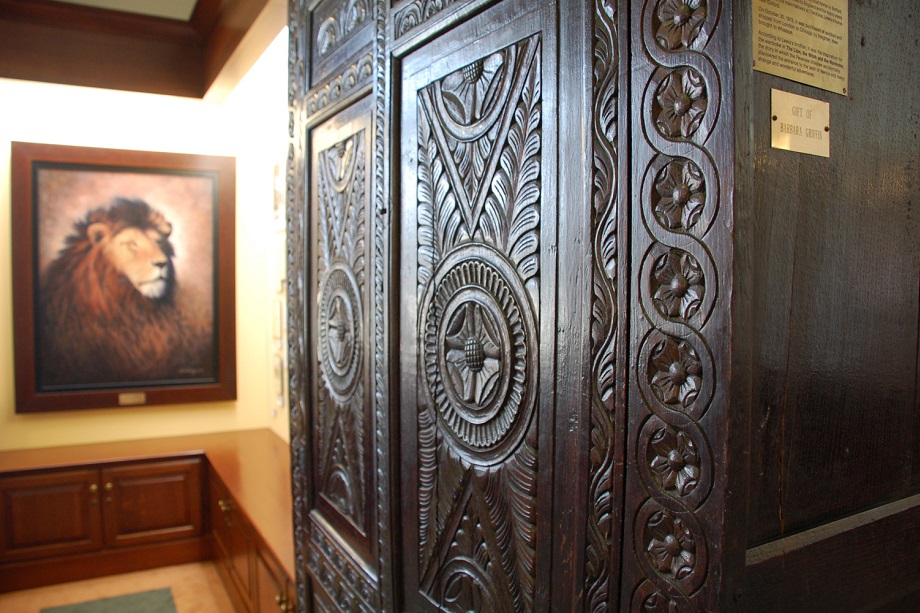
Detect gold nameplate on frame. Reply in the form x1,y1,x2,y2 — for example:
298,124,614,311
118,392,147,406
753,0,848,95
771,89,830,158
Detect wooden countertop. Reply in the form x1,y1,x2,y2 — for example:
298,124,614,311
0,429,295,580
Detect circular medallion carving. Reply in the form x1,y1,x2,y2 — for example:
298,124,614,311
318,264,362,402
420,246,537,465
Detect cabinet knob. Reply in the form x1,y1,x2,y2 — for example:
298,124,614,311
218,499,231,512
275,594,291,612
88,484,98,493
104,482,114,491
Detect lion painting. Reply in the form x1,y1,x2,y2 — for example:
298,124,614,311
37,198,213,387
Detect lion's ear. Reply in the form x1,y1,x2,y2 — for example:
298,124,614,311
87,222,111,244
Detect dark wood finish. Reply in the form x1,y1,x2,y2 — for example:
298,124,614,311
310,0,374,87
745,0,920,547
0,460,208,593
10,142,237,413
0,430,294,595
397,1,561,610
737,1,920,609
0,536,209,593
621,1,739,611
744,495,920,612
0,469,102,563
0,0,276,98
306,93,376,607
285,0,919,611
101,459,203,548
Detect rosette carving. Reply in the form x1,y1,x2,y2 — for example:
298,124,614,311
650,249,705,321
648,425,701,497
653,67,707,139
648,335,702,410
645,509,696,580
419,251,537,464
653,158,706,232
628,0,730,609
654,0,708,51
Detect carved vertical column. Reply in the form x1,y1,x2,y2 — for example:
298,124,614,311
286,1,311,612
623,1,735,611
371,0,393,609
585,0,623,610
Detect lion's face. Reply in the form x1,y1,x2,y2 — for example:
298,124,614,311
92,224,173,300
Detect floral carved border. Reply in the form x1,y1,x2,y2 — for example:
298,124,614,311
625,0,732,611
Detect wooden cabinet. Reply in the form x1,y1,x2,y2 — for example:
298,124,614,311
210,466,295,613
0,468,102,563
0,432,293,600
0,457,205,591
255,546,295,613
287,1,920,611
102,460,203,549
210,469,253,611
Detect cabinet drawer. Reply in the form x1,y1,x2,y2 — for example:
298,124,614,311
0,469,102,563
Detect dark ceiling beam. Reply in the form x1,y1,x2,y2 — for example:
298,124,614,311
0,0,277,99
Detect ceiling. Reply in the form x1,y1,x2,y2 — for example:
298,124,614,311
0,0,285,99
51,0,198,21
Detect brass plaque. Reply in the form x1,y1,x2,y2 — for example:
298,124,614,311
771,89,830,158
118,392,147,406
753,0,848,95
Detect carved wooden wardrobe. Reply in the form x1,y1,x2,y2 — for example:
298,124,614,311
285,1,920,611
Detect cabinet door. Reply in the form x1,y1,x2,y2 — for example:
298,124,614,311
210,473,253,610
101,458,202,548
255,546,294,613
397,1,567,609
0,469,102,563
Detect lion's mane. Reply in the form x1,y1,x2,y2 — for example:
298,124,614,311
38,198,211,386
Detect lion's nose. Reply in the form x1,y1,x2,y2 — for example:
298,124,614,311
153,260,168,269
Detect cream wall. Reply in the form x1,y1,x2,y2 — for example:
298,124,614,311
0,30,290,450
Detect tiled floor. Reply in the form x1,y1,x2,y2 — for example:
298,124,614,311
0,562,235,612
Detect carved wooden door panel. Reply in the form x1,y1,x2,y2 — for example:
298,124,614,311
288,0,741,611
397,2,562,610
307,96,378,611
